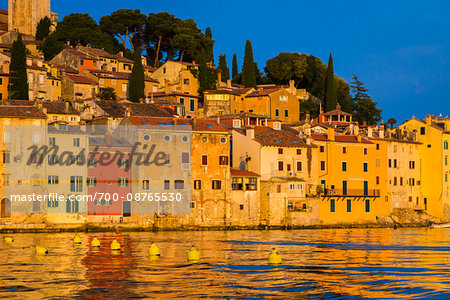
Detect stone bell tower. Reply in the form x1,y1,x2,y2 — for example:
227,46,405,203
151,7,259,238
8,0,51,37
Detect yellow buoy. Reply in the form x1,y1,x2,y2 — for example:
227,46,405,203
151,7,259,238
73,234,82,244
187,245,200,262
91,237,100,247
148,242,160,257
268,248,282,265
4,236,13,243
36,246,48,255
110,239,121,251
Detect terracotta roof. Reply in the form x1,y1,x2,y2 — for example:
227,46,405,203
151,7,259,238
89,136,131,147
219,112,269,119
323,109,352,116
0,9,8,15
144,65,156,72
0,105,47,119
65,73,98,85
78,46,133,63
0,23,7,31
152,99,183,106
122,102,174,118
127,117,228,132
6,99,34,106
42,101,80,115
93,100,125,118
151,92,200,99
311,133,373,144
253,129,312,147
246,88,281,97
62,48,96,60
230,168,260,177
204,88,252,96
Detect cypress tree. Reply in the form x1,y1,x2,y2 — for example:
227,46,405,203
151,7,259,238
8,34,29,100
204,27,214,63
35,16,52,41
242,40,256,88
128,48,145,102
324,52,338,112
232,53,238,79
218,54,229,82
196,51,218,100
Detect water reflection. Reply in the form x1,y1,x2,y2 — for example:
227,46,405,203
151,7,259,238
0,228,448,299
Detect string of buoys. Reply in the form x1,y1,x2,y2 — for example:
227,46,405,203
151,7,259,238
4,235,282,265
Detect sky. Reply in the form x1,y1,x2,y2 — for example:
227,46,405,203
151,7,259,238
3,0,450,123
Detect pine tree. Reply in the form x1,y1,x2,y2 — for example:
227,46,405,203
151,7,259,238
324,52,338,112
232,53,238,80
35,17,52,41
242,40,256,88
128,48,145,102
350,74,382,125
204,27,214,63
8,34,29,100
217,54,229,82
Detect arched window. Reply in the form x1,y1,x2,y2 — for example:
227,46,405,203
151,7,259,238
1,198,11,218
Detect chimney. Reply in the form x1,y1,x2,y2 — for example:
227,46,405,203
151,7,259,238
357,135,362,142
289,80,295,94
164,79,170,95
246,128,255,139
363,121,367,127
118,51,123,57
145,96,149,104
327,127,335,141
227,79,232,89
305,112,310,123
306,137,312,145
42,107,47,114
425,115,432,125
217,112,221,125
258,89,263,95
65,101,69,113
368,127,373,138
125,107,131,117
379,123,385,139
139,98,144,104
354,122,359,135
192,117,197,131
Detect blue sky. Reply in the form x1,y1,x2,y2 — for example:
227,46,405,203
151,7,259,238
3,0,450,123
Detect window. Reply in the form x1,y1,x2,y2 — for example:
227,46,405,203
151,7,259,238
278,161,284,171
87,177,97,187
363,162,368,172
284,110,289,118
365,199,370,212
232,119,241,128
342,146,347,154
164,180,170,190
111,80,116,85
342,161,347,172
2,152,9,163
393,159,397,168
287,164,291,171
212,180,221,190
232,177,243,190
39,74,44,84
409,161,416,169
143,180,149,190
279,95,288,101
446,174,448,182
445,141,449,150
48,175,59,185
88,158,97,168
248,178,257,190
70,176,83,192
28,73,34,83
320,161,326,171
182,152,190,163
410,178,415,186
175,180,184,189
32,132,40,143
118,158,129,169
122,83,127,92
184,78,190,85
297,149,301,155
296,161,303,171
376,176,380,185
275,109,279,117
393,145,397,153
320,145,325,153
80,59,84,66
66,198,79,213
446,157,448,166
347,199,352,212
201,155,208,166
364,148,368,155
376,144,380,150
99,79,104,84
190,201,195,208
290,183,295,190
190,99,195,111
47,197,58,208
163,67,166,74
48,155,58,165
388,159,392,168
420,127,425,135
278,148,283,154
330,199,335,212
118,178,129,187
73,138,80,147
394,177,397,186
376,158,380,167
194,180,202,190
219,156,228,165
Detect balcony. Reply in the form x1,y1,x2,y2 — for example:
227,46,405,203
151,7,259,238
323,189,381,197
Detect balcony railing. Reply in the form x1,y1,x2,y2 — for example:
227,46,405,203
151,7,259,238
323,189,380,197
